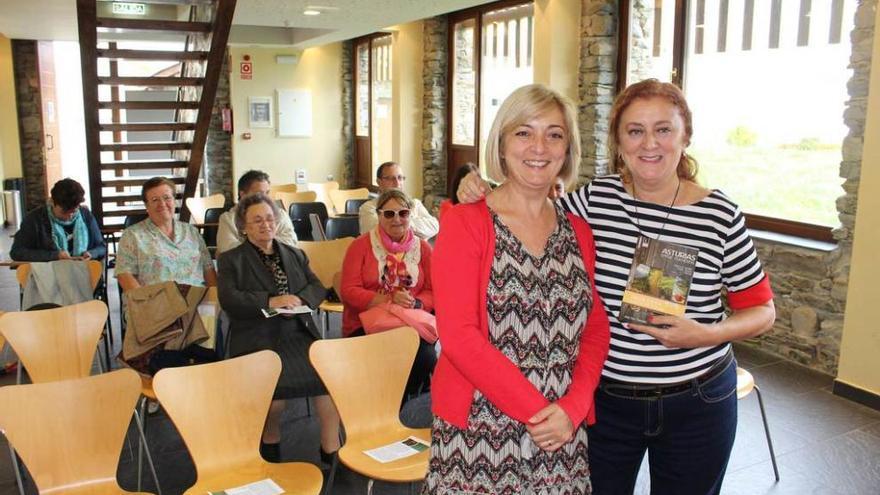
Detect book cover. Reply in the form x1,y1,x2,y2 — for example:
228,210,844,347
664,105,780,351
619,236,698,325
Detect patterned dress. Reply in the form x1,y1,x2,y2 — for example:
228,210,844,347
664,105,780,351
423,207,593,495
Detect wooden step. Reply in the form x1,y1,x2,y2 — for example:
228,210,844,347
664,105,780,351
97,76,204,87
96,18,212,33
98,101,200,110
99,141,192,152
103,192,184,203
101,159,190,170
99,123,196,132
97,1,215,7
102,177,186,188
96,48,209,61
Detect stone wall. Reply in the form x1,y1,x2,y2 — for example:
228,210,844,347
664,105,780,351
744,0,876,375
627,0,655,85
341,40,355,188
421,16,448,212
205,47,232,202
578,0,618,182
11,39,47,211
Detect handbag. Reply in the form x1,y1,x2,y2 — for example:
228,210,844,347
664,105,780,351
359,302,438,344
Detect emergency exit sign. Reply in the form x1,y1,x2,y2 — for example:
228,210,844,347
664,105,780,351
112,2,146,15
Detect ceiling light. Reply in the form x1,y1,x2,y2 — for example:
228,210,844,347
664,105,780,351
303,9,321,15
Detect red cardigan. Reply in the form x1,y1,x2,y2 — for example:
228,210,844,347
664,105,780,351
340,232,434,337
430,200,610,429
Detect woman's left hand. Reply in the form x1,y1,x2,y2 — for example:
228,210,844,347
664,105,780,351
526,403,574,452
626,315,718,349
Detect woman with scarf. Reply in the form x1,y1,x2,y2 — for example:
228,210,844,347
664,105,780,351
340,188,436,396
11,178,106,262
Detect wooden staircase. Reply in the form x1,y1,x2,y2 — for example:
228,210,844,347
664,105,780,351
76,0,236,227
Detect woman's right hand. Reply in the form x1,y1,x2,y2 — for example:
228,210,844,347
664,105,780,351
268,294,302,309
457,171,491,204
367,293,391,308
391,289,416,308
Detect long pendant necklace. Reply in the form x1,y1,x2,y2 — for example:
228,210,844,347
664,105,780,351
631,178,681,240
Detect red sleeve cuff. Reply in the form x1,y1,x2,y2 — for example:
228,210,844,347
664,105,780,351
728,274,774,310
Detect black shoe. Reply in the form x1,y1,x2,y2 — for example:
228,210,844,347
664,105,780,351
320,448,336,466
260,441,281,463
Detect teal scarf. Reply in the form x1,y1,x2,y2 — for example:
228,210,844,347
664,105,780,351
48,205,89,256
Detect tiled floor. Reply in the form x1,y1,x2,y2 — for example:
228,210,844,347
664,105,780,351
0,231,878,494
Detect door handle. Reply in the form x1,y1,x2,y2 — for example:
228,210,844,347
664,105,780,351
45,134,54,151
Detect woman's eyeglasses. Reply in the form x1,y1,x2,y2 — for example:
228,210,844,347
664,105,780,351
378,209,411,219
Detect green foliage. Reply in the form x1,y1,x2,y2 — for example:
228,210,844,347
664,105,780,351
726,126,758,148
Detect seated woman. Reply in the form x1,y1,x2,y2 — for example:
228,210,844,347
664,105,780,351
116,176,216,291
11,178,106,262
341,188,436,396
217,193,340,464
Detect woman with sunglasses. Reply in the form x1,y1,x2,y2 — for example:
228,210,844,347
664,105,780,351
340,188,437,396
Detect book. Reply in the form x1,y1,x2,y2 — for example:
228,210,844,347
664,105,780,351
619,236,698,326
260,306,312,318
363,436,430,463
208,478,283,495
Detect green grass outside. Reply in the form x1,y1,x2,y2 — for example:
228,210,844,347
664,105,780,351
691,145,844,227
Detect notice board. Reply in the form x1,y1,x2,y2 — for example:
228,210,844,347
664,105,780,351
276,89,312,137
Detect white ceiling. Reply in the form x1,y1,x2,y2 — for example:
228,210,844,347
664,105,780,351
0,0,494,48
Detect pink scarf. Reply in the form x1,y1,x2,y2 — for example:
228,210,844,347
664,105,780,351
378,227,415,253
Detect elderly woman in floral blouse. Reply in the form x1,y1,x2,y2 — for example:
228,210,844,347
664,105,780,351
116,176,216,291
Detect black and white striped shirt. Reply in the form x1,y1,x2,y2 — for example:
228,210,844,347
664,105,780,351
561,175,768,383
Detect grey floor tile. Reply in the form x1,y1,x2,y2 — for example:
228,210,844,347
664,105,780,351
733,343,784,369
748,361,835,397
859,420,880,439
728,404,811,472
721,461,844,495
759,389,880,442
776,428,880,495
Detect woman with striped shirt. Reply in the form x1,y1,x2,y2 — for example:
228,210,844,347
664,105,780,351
458,79,776,494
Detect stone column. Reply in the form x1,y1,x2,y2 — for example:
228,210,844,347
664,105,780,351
578,0,618,182
205,47,233,203
421,16,448,212
341,40,355,188
11,39,46,211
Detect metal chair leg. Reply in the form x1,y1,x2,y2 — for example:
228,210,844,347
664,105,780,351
8,442,24,495
322,450,340,495
753,385,780,482
366,478,374,495
134,397,163,495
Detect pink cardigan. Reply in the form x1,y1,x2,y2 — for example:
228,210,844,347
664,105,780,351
430,200,610,429
340,232,434,337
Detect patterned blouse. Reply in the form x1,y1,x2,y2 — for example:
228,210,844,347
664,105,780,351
252,241,289,295
116,218,213,287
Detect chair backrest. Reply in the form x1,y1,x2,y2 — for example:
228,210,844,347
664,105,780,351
307,181,339,215
329,188,370,215
345,198,370,214
309,327,418,439
272,183,298,193
325,216,360,240
124,212,148,228
273,190,317,212
0,369,142,493
297,238,356,288
16,259,104,291
153,351,281,475
186,193,226,224
0,300,108,382
202,206,226,249
289,202,329,241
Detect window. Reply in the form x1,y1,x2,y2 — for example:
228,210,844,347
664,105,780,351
353,34,394,188
619,0,857,242
447,1,534,195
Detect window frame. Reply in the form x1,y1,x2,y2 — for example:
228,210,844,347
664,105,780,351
445,0,534,196
616,0,835,243
352,32,393,190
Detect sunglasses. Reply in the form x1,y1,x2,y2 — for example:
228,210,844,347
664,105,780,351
378,209,411,220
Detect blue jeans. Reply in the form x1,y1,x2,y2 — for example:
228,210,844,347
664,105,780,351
588,358,738,495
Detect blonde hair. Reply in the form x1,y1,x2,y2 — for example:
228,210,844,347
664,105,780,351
484,84,581,187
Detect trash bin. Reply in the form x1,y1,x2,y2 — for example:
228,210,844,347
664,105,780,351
3,177,26,230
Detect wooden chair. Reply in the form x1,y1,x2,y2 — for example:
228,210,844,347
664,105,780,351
297,238,355,338
273,190,317,212
329,188,370,216
307,181,339,215
737,367,780,482
309,327,429,494
345,198,370,215
152,351,323,495
185,193,226,224
273,183,299,193
16,260,111,371
325,216,360,240
289,202,329,242
0,369,151,495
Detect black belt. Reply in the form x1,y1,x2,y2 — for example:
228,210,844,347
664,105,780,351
600,350,734,398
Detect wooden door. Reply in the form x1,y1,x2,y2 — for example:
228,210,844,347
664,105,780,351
38,41,62,191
